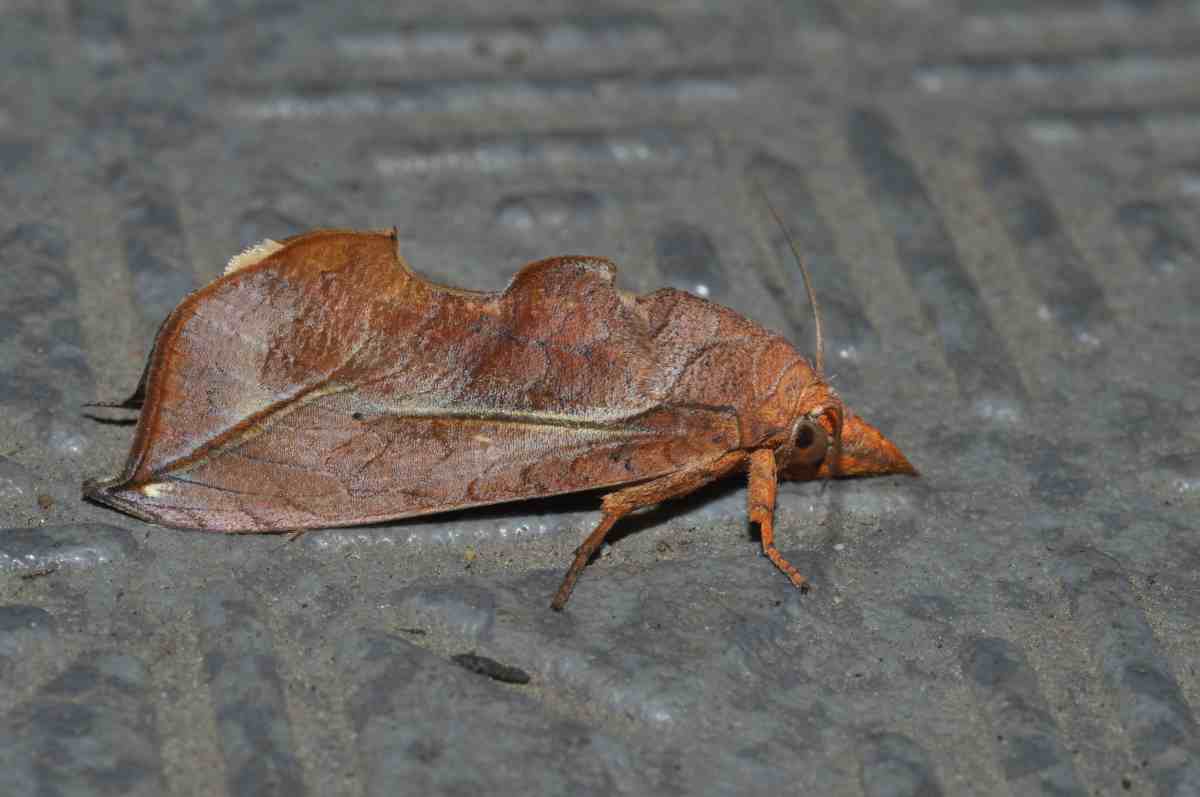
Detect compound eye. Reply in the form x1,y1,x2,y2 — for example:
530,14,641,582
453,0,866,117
792,418,829,466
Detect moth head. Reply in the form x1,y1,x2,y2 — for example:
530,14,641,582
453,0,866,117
754,184,915,482
780,402,916,481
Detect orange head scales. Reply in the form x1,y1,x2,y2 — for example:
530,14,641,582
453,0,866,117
756,184,916,484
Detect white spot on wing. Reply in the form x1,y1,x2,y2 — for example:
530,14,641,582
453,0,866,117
225,239,284,275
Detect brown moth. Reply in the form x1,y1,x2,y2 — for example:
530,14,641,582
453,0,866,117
84,223,914,609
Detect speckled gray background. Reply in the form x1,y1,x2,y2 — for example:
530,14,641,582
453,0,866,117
2,1,1199,795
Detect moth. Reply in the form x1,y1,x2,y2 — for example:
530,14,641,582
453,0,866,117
84,219,914,610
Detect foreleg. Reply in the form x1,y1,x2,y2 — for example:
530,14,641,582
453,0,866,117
748,448,809,592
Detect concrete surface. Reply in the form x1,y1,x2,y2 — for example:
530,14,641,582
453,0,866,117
1,1,1199,795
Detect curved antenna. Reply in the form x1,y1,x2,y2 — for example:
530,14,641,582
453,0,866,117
753,180,824,374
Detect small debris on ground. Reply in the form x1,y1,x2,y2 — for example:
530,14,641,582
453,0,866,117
451,651,531,684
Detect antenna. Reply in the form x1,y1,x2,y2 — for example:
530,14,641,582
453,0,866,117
754,180,824,374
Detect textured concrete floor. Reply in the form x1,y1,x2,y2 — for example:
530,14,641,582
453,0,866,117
1,1,1199,795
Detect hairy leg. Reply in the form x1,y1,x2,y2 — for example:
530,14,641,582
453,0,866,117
550,450,748,610
748,448,809,592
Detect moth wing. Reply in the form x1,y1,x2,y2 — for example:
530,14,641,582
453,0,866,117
86,235,743,530
89,397,739,530
91,229,410,487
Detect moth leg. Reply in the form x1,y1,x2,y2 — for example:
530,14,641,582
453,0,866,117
550,451,748,611
748,448,810,592
550,514,622,611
